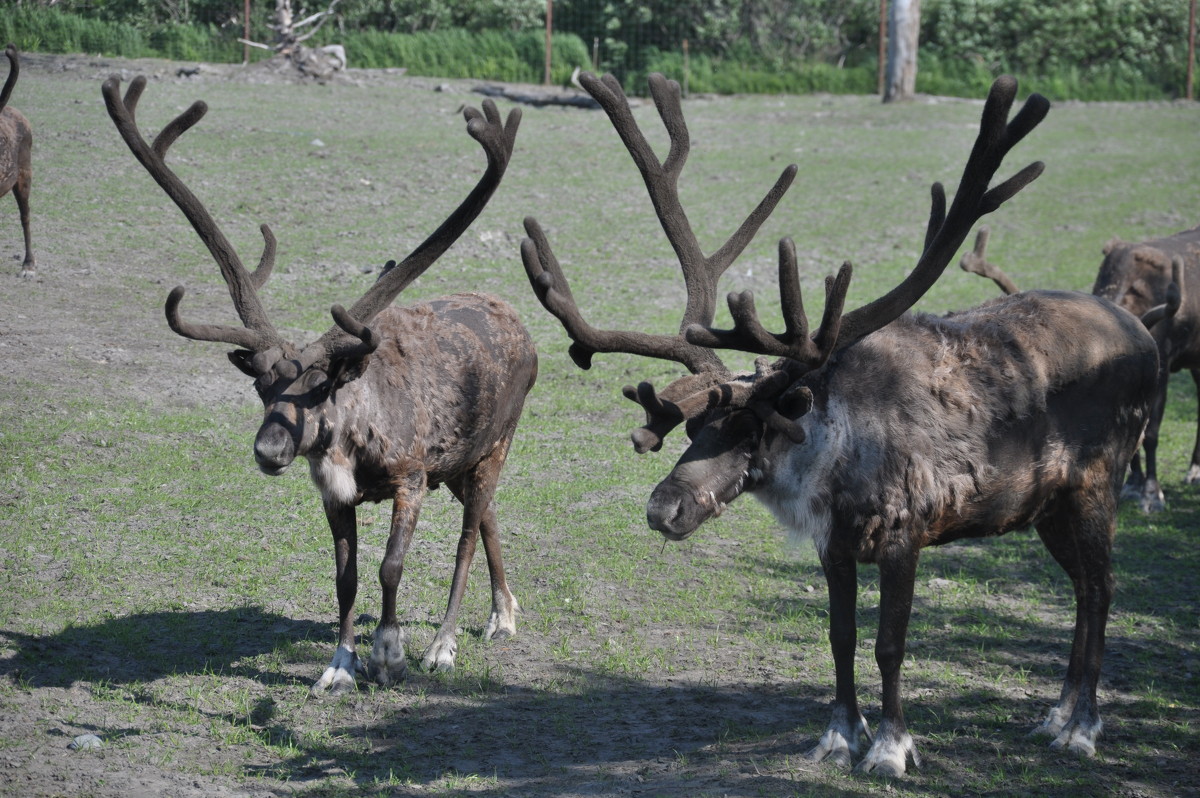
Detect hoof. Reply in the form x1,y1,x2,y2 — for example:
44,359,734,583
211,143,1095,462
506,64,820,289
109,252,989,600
366,624,408,687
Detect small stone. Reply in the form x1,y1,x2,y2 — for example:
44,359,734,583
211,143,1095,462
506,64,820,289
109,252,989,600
68,734,102,751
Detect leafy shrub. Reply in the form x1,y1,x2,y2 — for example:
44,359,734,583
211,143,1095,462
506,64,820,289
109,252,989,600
333,28,590,84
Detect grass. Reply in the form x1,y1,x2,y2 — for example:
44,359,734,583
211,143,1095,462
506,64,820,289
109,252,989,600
0,58,1198,796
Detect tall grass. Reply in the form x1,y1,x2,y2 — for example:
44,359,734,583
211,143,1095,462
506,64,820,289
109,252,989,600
328,28,591,85
0,6,243,62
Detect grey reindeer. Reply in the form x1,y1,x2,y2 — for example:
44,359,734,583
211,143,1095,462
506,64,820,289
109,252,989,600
104,76,537,694
523,73,1162,775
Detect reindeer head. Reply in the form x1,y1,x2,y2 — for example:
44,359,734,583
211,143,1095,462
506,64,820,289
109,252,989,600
523,72,1048,540
103,76,520,475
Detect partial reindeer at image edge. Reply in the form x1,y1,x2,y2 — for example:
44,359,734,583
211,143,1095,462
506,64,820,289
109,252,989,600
524,72,1161,775
102,75,536,695
961,223,1194,512
0,44,34,277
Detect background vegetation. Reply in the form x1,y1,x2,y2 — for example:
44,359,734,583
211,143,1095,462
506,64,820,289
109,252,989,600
1,0,1196,99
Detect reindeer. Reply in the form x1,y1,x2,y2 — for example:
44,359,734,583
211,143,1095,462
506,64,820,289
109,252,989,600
0,44,34,277
961,224,1198,512
522,73,1161,775
102,76,537,694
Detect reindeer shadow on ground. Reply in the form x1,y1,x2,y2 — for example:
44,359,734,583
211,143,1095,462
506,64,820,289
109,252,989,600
0,607,328,689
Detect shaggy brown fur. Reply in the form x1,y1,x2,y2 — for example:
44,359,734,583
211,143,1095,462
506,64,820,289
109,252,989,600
1092,225,1200,509
648,291,1158,773
0,44,33,277
961,223,1200,511
102,75,534,694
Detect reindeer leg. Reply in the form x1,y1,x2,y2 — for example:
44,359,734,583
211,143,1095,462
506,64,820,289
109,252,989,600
1186,369,1200,485
14,169,33,277
1033,494,1114,757
807,546,870,768
421,443,518,672
1135,366,1169,512
477,437,519,642
1121,451,1146,503
856,542,922,776
364,472,426,687
311,501,360,696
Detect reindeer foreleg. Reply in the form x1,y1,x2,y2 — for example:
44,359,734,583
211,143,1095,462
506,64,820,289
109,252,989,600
855,541,922,776
808,547,871,768
311,502,359,696
365,472,426,687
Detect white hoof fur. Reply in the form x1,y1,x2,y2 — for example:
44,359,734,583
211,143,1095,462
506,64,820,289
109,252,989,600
807,707,869,768
421,633,458,673
856,732,920,777
1049,717,1101,758
483,591,519,640
311,645,359,696
365,624,408,687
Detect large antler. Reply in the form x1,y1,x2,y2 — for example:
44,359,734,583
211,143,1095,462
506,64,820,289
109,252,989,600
103,75,286,361
522,71,797,376
1,44,20,113
104,75,521,375
689,76,1048,366
526,74,1048,452
312,99,521,364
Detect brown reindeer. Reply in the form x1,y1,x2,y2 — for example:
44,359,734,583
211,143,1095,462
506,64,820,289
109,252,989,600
103,76,537,694
523,73,1160,774
961,224,1198,512
0,44,34,277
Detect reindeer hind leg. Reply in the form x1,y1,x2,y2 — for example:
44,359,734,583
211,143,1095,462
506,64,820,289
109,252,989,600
1032,488,1115,757
1185,369,1200,484
421,440,519,672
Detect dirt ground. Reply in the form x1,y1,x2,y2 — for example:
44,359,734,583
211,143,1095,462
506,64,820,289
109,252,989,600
1,51,1197,798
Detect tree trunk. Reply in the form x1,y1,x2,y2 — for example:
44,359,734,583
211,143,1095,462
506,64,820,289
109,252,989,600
884,0,920,103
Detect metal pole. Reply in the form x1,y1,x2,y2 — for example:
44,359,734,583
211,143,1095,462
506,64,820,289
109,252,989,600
244,0,251,64
544,0,553,85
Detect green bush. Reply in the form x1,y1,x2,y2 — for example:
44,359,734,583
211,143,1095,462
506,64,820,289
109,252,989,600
0,6,150,57
333,28,590,84
631,48,875,96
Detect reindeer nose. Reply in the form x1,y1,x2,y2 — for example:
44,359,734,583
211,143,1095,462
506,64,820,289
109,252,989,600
254,422,296,474
646,484,691,540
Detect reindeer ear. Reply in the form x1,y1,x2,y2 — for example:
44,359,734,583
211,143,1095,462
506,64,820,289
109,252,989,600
327,353,370,390
1103,237,1124,256
778,383,814,419
227,349,259,378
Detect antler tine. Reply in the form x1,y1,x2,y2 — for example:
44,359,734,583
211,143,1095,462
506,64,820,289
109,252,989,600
578,71,797,333
686,238,853,368
334,100,521,329
680,76,1046,379
1,44,20,112
959,226,1020,295
103,75,283,354
521,217,717,373
831,76,1047,349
